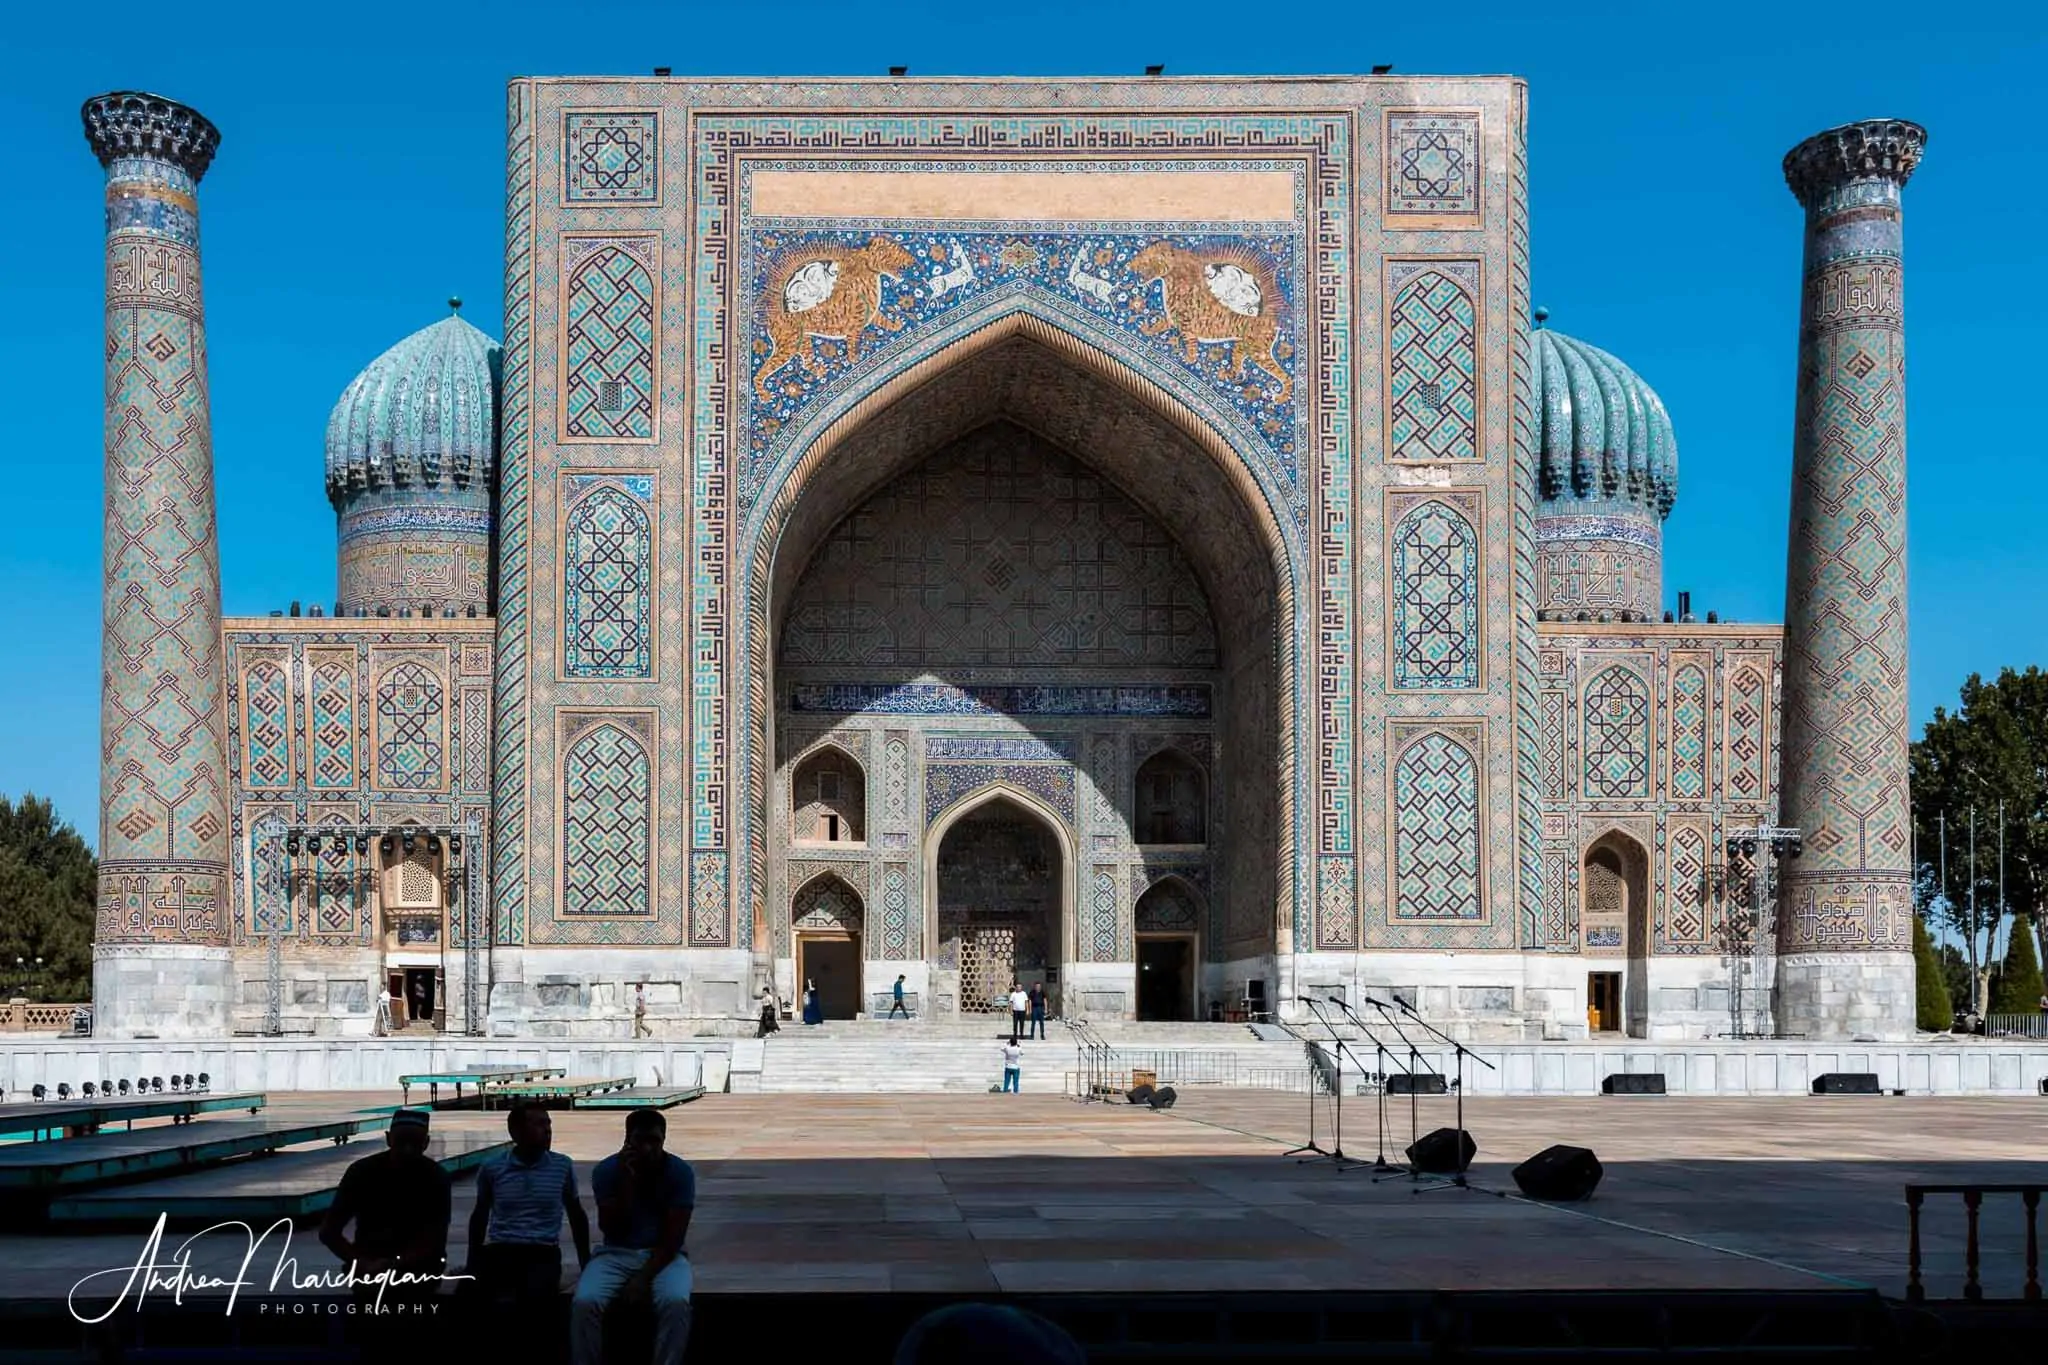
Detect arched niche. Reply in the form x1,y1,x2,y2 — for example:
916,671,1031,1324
927,788,1074,1016
1133,749,1207,847
792,872,865,1021
790,744,866,845
1581,829,1650,1038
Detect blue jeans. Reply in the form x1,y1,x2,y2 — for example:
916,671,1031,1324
571,1247,692,1365
1002,1066,1020,1093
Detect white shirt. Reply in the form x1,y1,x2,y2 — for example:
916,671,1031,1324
1010,989,1029,1013
1002,1043,1023,1069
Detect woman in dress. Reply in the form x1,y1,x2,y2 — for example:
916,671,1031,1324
757,989,781,1038
801,977,823,1025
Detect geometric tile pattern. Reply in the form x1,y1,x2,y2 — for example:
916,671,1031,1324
1387,266,1478,460
1581,665,1651,800
92,128,232,947
563,112,659,205
881,861,913,959
1090,864,1119,963
560,722,651,917
1386,111,1481,225
242,660,291,788
1390,497,1479,689
1317,855,1357,946
310,659,356,789
1392,730,1482,920
1134,879,1202,933
1726,666,1768,802
563,478,654,678
249,813,292,935
374,660,446,791
563,237,656,441
1664,824,1709,948
1668,664,1708,800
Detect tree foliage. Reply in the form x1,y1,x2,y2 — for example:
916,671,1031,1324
0,794,96,1001
1992,915,2045,1016
1913,915,1951,1031
1911,666,2048,1016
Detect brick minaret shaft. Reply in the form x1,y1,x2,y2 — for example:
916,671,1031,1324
83,92,233,1037
1774,118,1927,1039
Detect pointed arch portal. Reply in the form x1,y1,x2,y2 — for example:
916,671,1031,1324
754,313,1294,1018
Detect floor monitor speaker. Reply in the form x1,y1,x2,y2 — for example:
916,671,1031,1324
1512,1144,1604,1201
1386,1073,1447,1096
1811,1072,1881,1095
1126,1084,1156,1106
1601,1072,1667,1095
1405,1127,1476,1174
1149,1085,1178,1110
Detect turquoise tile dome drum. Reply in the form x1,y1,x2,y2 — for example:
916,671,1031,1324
1530,320,1677,623
325,307,501,616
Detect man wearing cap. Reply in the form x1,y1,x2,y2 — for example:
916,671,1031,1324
320,1108,453,1305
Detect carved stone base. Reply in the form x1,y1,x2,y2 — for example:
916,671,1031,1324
92,944,234,1038
1773,952,1915,1041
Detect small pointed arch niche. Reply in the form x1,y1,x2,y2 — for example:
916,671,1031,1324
1133,747,1207,847
790,743,867,846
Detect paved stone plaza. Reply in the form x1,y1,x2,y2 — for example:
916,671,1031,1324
14,1091,2046,1304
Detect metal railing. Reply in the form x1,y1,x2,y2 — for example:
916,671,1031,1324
1242,1066,1316,1092
1905,1184,2043,1302
1062,1021,1243,1098
1984,1014,2048,1039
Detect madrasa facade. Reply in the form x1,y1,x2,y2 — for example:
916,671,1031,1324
80,76,1926,1042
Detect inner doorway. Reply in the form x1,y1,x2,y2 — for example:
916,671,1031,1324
935,797,1062,1015
1137,937,1194,1021
401,967,437,1028
797,935,861,1020
1588,972,1622,1033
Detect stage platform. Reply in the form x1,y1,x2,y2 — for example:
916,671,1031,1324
398,1065,565,1106
0,1115,368,1191
47,1129,512,1225
485,1075,636,1106
573,1084,704,1109
0,1091,263,1140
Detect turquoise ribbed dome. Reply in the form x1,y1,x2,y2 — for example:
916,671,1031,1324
324,309,501,508
1532,321,1677,519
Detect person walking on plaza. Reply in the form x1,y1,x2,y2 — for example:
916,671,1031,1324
1009,982,1028,1038
889,974,910,1019
320,1108,452,1306
802,977,824,1025
572,1108,696,1365
634,982,651,1038
757,988,781,1038
1027,982,1047,1040
1000,1036,1024,1093
467,1100,591,1313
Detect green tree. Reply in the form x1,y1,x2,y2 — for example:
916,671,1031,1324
0,794,96,1002
1911,667,2048,1017
1913,915,1951,1030
1991,915,2045,1017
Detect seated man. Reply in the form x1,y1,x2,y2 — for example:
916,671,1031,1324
572,1108,695,1365
467,1100,591,1306
319,1108,452,1307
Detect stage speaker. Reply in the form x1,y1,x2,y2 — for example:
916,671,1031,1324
1512,1144,1603,1201
1126,1084,1156,1106
1386,1073,1448,1096
1405,1127,1476,1174
1812,1072,1881,1096
1601,1072,1667,1096
2039,1077,2048,1096
1149,1085,1178,1110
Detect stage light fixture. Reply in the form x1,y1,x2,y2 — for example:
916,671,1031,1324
306,834,322,854
197,1073,210,1091
117,1079,130,1095
183,1074,195,1090
426,834,442,856
31,1085,45,1101
82,1082,97,1098
402,830,417,855
57,1083,72,1100
285,832,301,855
380,835,395,858
355,832,370,854
448,833,462,854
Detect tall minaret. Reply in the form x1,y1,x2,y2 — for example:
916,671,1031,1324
83,92,233,1038
1775,119,1927,1039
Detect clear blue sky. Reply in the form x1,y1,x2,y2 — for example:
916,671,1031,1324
2,1,2041,846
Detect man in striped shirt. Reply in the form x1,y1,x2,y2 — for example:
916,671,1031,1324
467,1100,592,1302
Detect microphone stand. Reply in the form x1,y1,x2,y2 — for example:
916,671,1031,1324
1365,996,1429,1184
1393,995,1496,1193
1286,998,1364,1168
1329,995,1406,1174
